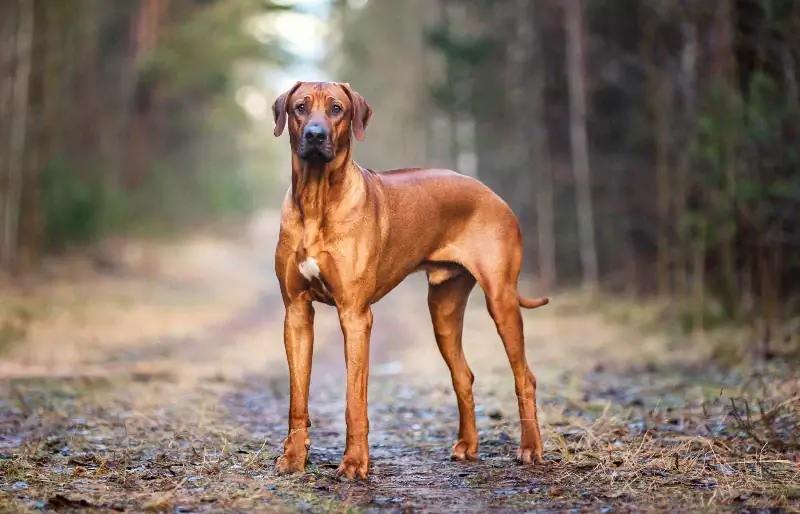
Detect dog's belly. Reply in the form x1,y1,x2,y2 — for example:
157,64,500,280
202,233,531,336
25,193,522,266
419,261,467,286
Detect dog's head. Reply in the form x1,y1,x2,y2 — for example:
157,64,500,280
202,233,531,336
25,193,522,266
272,81,372,164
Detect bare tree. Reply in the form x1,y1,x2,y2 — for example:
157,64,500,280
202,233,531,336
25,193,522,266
0,2,17,266
674,1,698,300
715,0,740,313
439,0,460,170
641,2,672,298
524,0,556,291
1,0,34,269
564,0,598,292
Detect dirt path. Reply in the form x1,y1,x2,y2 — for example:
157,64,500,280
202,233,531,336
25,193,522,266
1,210,798,513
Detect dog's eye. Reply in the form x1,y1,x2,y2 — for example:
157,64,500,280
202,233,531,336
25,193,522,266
331,104,342,115
295,104,306,114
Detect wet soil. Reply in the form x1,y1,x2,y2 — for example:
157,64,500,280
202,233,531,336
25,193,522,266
1,210,798,513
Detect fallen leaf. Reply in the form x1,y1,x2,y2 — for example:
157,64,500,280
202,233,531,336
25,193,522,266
68,454,97,467
47,494,124,512
142,494,173,512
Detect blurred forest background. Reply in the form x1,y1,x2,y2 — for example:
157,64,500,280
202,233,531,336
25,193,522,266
0,0,293,273
2,4,799,510
328,0,800,354
1,0,799,355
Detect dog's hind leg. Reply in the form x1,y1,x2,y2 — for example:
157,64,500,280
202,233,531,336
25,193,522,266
427,270,479,461
470,239,544,465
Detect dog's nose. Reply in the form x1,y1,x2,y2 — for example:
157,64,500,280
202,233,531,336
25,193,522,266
303,124,327,144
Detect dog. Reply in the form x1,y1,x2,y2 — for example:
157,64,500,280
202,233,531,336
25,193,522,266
271,81,549,479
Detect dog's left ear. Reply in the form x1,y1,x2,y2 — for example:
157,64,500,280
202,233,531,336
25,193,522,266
272,81,302,137
338,82,373,141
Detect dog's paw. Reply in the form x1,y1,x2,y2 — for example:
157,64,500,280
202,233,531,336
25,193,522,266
450,439,479,462
515,446,543,465
275,453,307,475
335,453,369,480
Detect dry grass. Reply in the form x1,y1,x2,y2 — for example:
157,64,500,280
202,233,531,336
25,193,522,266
0,365,381,513
1,212,799,512
537,383,800,509
2,379,301,513
3,372,798,512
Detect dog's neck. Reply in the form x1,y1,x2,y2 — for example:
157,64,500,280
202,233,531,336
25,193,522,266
291,147,365,255
290,146,360,220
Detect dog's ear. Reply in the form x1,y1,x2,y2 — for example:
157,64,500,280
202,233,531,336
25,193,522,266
338,82,373,141
272,81,302,138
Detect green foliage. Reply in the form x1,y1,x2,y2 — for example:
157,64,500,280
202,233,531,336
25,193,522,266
687,64,800,327
425,26,489,70
106,166,258,238
687,71,797,246
201,170,258,217
41,161,105,252
760,0,799,32
424,24,490,113
146,1,288,99
31,0,292,251
739,72,797,213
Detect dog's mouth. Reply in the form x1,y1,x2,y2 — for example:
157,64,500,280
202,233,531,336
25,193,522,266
297,143,334,163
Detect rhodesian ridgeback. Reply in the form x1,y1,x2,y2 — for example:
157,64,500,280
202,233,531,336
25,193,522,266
272,81,549,479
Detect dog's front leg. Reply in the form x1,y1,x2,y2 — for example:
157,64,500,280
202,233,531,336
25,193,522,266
276,299,315,474
336,304,373,479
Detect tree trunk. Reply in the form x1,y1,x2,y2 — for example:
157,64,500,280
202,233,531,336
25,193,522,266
2,0,34,270
654,64,671,298
470,5,513,204
640,1,671,298
439,0,460,170
0,2,18,266
715,0,740,315
127,0,167,189
692,222,707,338
18,0,49,271
525,0,556,292
756,241,782,359
564,0,598,292
535,141,557,292
71,0,102,176
675,11,697,300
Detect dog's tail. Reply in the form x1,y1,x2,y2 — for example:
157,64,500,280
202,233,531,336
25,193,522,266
518,295,550,309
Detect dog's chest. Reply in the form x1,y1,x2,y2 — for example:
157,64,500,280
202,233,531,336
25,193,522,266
297,254,334,304
292,219,351,305
298,256,321,281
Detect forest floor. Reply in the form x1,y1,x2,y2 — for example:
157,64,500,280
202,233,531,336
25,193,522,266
1,209,798,513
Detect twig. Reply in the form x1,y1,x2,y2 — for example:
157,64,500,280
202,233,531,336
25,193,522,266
729,398,767,448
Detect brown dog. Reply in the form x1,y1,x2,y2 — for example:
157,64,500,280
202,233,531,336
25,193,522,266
272,81,549,479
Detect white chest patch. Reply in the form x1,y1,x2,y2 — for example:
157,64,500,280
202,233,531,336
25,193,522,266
298,257,321,281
